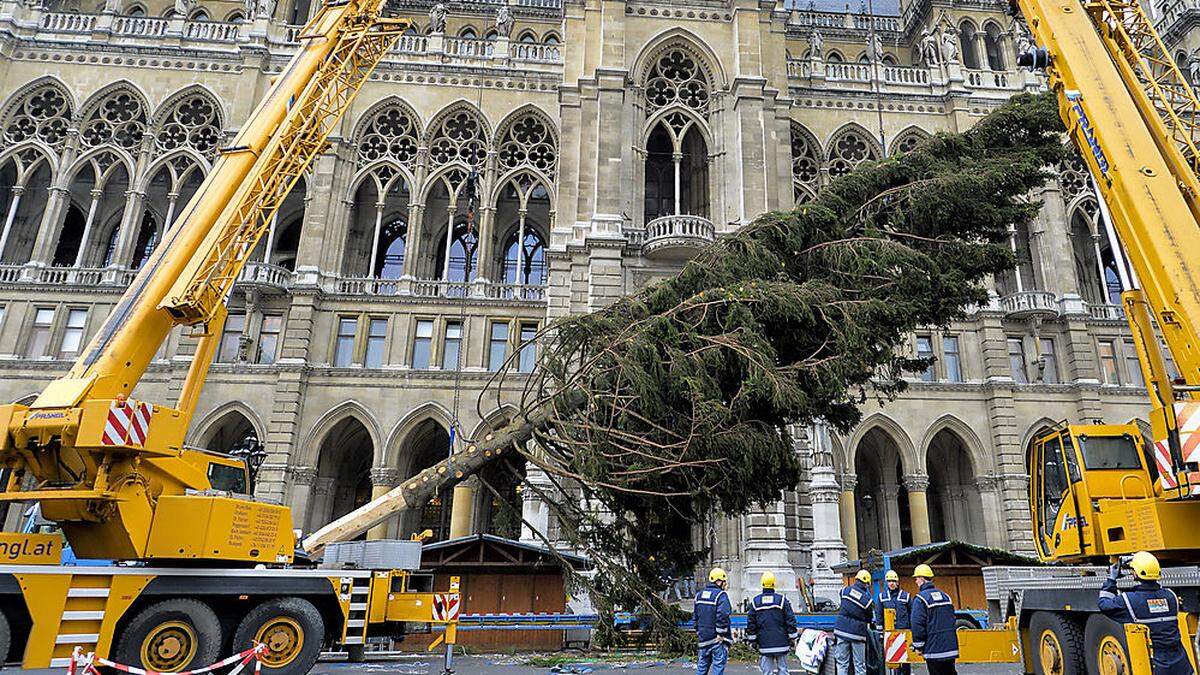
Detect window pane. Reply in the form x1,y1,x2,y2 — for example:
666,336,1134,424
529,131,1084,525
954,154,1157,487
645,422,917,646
217,313,247,363
489,321,509,371
915,335,934,382
1124,341,1144,387
1008,337,1028,384
518,323,538,372
257,315,283,364
334,317,357,367
443,321,462,370
59,309,87,355
942,335,961,382
26,308,54,358
412,319,433,369
1080,434,1141,470
1039,338,1059,384
1098,340,1119,385
365,318,387,368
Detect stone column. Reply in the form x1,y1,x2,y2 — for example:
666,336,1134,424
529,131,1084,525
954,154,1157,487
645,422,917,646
448,475,479,539
904,473,932,545
520,466,554,544
740,499,799,606
808,422,848,599
287,465,317,528
367,467,400,539
975,474,1006,548
306,476,335,532
839,472,860,561
881,481,903,549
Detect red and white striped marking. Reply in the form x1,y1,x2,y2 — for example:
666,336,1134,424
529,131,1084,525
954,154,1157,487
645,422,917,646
432,593,461,622
102,401,153,447
69,642,266,675
884,631,908,664
1154,439,1179,490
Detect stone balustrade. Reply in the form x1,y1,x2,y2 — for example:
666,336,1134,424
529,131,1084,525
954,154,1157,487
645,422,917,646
1000,290,1060,319
787,58,1028,98
1087,302,1125,321
329,274,547,302
642,214,715,259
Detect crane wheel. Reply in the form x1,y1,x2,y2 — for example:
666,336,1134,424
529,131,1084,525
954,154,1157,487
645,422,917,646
232,597,324,675
0,609,11,665
1084,614,1130,675
114,599,222,673
1029,611,1085,675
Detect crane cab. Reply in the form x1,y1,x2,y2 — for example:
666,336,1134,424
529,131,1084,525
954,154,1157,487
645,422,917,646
1029,423,1200,564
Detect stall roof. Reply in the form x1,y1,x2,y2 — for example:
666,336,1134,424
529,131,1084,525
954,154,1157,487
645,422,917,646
421,534,591,571
832,540,1041,574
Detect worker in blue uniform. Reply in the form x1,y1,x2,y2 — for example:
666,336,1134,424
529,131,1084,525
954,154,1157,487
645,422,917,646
909,564,958,675
1099,551,1195,675
746,571,799,675
833,569,873,675
874,569,911,675
694,567,732,675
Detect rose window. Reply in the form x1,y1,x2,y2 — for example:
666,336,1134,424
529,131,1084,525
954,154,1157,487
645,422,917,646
357,105,420,168
644,48,711,116
3,86,72,150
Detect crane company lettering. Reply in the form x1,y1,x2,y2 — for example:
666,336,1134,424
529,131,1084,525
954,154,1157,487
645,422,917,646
0,533,61,564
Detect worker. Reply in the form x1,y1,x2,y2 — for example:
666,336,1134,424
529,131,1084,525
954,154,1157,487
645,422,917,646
874,569,911,675
746,571,799,675
694,567,732,675
909,564,958,675
1099,551,1195,675
833,569,874,675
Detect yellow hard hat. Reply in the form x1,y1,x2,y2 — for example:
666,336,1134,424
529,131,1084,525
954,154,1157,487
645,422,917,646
913,564,934,579
886,570,899,582
761,571,777,590
856,570,871,584
710,567,728,583
1131,551,1161,581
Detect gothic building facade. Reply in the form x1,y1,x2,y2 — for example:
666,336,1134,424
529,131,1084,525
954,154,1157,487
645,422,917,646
0,0,1170,602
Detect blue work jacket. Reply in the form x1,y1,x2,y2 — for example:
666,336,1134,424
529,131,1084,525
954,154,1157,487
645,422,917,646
834,580,873,642
693,583,732,648
746,591,799,655
910,582,959,661
1099,579,1194,675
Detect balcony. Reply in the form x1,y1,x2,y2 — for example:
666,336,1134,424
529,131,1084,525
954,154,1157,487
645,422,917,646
236,262,292,293
0,264,136,287
642,215,716,260
328,276,546,303
1087,302,1126,322
1001,291,1059,320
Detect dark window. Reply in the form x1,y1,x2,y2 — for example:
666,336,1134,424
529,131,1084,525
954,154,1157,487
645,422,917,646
334,317,357,367
257,315,283,364
208,462,248,493
915,335,934,382
1080,434,1141,470
217,313,247,363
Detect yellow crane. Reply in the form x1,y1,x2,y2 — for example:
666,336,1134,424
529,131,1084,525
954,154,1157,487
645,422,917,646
0,0,460,671
981,0,1200,670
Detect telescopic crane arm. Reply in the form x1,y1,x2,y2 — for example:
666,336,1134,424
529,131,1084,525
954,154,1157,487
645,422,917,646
0,0,410,563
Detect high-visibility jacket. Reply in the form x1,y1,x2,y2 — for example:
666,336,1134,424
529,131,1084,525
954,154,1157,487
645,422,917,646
834,580,873,642
746,591,799,655
910,582,959,661
1099,579,1194,675
693,583,732,649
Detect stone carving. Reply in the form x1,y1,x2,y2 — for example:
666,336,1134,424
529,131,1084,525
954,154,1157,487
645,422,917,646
1189,52,1200,85
920,28,940,66
809,28,824,59
253,0,275,19
495,5,514,38
429,2,447,34
941,29,960,65
173,0,195,17
867,33,883,62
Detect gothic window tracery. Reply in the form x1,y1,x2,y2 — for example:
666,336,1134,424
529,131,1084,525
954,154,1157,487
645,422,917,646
497,112,557,178
790,122,820,203
1058,154,1091,205
4,84,73,151
357,104,420,169
80,89,148,151
891,129,928,156
428,109,487,168
827,128,878,178
644,47,712,117
155,93,222,157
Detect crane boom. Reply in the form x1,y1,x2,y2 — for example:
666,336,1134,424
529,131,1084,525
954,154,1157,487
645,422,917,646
0,0,409,563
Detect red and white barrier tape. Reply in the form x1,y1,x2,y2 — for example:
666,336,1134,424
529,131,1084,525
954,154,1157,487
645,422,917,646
69,643,268,675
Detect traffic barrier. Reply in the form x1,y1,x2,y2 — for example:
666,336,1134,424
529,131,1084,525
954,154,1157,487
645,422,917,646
67,642,268,675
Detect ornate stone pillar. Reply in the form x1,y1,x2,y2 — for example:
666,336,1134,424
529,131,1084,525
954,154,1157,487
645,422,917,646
808,422,848,599
904,473,932,545
739,499,799,606
975,473,1006,548
287,465,317,529
838,472,860,561
367,467,400,539
305,476,335,532
881,481,903,550
520,466,554,544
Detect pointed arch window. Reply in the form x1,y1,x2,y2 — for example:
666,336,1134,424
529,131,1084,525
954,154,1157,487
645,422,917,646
357,104,419,169
80,89,148,150
502,227,546,286
428,109,487,168
644,47,712,117
437,221,479,283
828,128,878,178
644,111,709,222
132,213,159,269
3,84,73,150
155,92,222,158
498,112,557,177
983,22,1005,70
790,123,820,203
375,216,408,279
959,22,980,69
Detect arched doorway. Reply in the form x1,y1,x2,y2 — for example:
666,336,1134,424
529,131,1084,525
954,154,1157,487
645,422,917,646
854,428,911,553
926,429,985,544
399,419,454,540
305,418,373,534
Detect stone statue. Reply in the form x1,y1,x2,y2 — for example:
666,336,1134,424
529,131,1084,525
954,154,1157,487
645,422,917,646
429,2,447,34
920,28,940,66
102,0,121,13
941,29,960,64
495,5,514,38
253,0,274,19
173,0,194,17
1189,52,1200,85
810,27,824,59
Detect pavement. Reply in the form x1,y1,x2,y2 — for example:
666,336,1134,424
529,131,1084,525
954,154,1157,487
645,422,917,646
4,654,1023,675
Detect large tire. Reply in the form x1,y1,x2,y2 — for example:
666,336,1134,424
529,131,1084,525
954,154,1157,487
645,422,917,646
0,609,11,665
1028,611,1085,675
114,599,222,673
1084,614,1131,675
231,597,324,675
